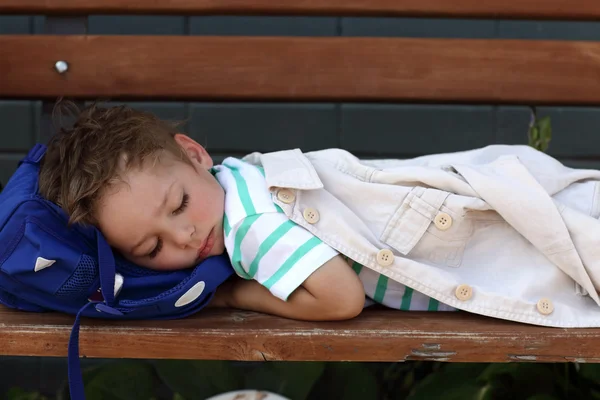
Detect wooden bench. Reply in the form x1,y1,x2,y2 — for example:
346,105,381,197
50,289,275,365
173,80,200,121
3,0,600,364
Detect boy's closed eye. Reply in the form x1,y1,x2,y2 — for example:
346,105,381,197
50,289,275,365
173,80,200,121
172,192,189,216
148,239,163,259
147,192,190,259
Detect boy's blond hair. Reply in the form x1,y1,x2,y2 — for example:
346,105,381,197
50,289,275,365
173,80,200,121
39,100,189,226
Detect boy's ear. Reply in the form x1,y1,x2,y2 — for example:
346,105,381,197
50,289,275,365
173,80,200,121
173,134,213,169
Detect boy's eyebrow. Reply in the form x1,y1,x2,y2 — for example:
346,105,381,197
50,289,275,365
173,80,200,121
130,180,176,255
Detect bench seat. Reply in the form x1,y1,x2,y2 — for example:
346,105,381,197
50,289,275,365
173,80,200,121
1,305,598,362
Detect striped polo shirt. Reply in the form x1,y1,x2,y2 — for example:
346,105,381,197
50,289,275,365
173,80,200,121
214,157,455,311
213,158,338,301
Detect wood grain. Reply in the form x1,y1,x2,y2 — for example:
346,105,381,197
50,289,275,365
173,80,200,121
1,0,600,20
1,305,600,362
3,35,600,105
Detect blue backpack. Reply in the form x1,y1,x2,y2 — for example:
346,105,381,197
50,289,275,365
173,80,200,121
0,144,235,400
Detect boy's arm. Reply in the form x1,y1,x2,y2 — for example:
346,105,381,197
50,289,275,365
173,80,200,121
210,255,365,321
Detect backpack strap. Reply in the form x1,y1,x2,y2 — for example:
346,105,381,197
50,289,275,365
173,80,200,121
19,143,47,166
68,231,121,400
67,302,95,400
96,231,118,309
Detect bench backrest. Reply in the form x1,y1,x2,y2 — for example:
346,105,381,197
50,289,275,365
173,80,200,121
2,1,600,106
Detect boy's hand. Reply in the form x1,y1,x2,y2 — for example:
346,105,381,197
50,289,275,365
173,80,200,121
209,255,365,321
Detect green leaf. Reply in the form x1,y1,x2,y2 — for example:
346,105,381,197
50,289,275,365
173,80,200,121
527,114,552,152
243,362,325,400
529,126,540,144
537,116,552,140
154,360,242,400
478,363,520,382
407,364,487,400
480,363,559,399
83,361,155,400
511,364,557,389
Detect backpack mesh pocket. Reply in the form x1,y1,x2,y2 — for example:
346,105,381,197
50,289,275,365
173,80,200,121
55,255,98,298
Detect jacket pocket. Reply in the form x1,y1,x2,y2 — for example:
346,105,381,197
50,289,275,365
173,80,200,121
380,187,474,267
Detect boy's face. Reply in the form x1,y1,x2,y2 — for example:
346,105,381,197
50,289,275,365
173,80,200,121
95,134,225,271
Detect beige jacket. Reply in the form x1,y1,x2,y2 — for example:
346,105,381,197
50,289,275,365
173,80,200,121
243,145,600,327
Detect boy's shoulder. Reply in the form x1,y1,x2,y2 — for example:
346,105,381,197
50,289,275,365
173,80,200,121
213,157,269,203
219,156,261,169
214,157,265,179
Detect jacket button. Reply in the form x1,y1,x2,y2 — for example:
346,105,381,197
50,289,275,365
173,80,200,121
376,249,394,267
536,298,554,315
277,189,296,204
303,208,320,224
455,284,473,301
434,212,453,231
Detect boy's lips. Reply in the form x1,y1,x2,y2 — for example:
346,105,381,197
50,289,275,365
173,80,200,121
196,228,214,261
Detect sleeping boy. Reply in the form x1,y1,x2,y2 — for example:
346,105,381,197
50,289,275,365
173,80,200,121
40,102,600,327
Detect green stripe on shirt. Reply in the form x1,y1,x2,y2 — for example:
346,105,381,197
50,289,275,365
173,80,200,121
223,214,231,237
400,287,414,310
229,166,256,215
263,236,322,289
231,214,261,279
428,298,440,311
351,261,363,275
247,220,295,278
373,275,388,304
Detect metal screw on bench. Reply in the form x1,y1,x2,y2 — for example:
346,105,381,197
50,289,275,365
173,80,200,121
54,60,68,74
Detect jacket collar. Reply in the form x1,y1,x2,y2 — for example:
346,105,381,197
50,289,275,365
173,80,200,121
243,149,323,190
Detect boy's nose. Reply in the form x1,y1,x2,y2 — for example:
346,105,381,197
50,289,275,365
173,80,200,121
173,225,195,247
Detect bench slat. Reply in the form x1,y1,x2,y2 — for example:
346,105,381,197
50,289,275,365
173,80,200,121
1,306,600,362
2,35,600,105
1,0,600,20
